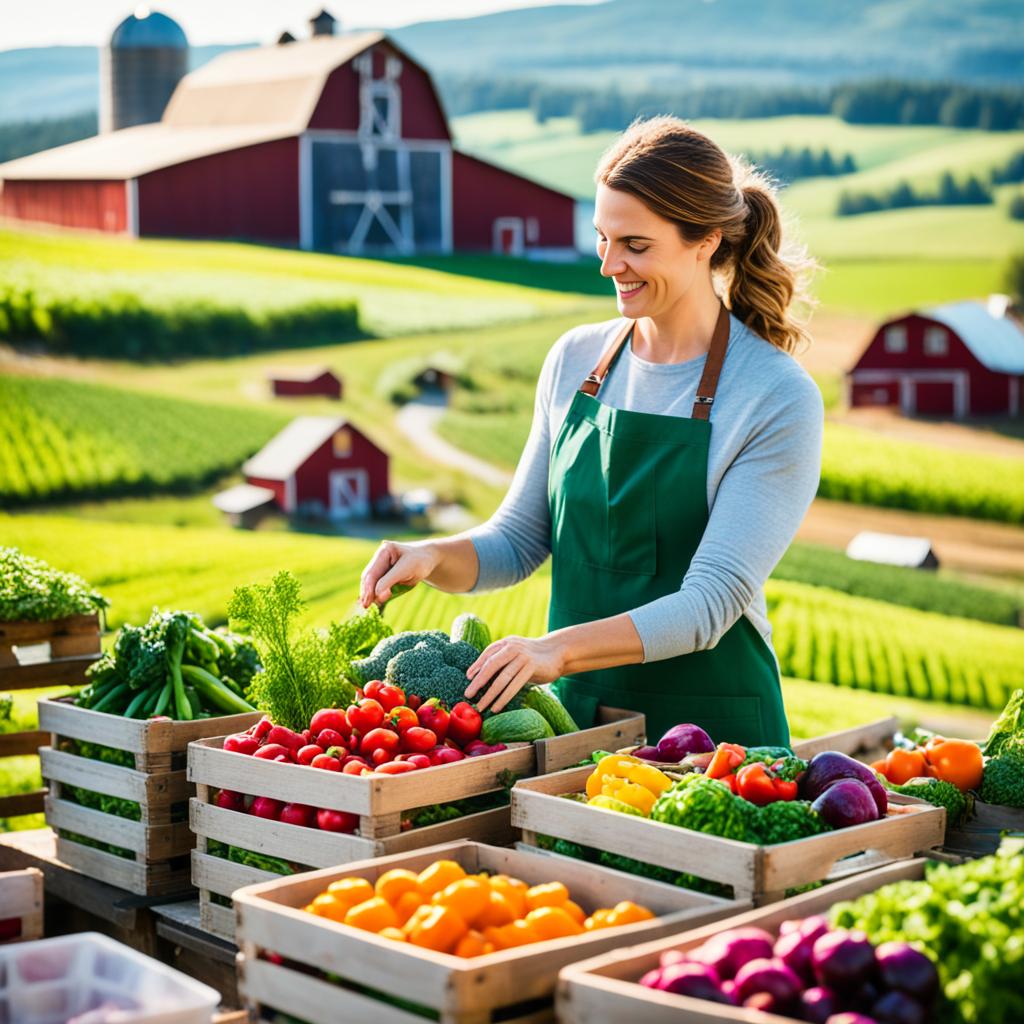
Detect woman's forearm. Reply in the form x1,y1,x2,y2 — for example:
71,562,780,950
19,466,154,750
421,535,481,594
551,612,645,675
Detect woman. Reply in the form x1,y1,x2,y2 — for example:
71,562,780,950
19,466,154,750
359,115,823,747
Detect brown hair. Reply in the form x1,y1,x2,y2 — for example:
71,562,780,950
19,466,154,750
594,114,820,354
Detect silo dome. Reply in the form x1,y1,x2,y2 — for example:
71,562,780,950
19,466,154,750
100,7,189,133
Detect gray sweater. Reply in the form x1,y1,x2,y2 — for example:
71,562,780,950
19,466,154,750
463,311,824,666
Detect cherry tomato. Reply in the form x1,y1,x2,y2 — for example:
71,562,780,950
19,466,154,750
365,680,407,712
309,708,350,736
311,753,342,772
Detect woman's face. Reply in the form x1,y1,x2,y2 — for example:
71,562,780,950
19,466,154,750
593,182,718,316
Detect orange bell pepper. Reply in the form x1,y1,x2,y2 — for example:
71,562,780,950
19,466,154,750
406,904,468,953
923,736,983,793
707,742,746,780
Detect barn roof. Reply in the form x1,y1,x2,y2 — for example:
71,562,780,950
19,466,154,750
212,483,277,514
846,531,937,569
923,300,1024,375
268,366,338,383
243,416,349,481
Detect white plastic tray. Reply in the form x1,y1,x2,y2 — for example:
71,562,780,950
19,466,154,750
0,931,219,1024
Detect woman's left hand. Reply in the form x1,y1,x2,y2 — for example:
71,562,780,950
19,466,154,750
463,634,567,713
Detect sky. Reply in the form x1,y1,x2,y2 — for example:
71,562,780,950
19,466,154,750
0,0,607,49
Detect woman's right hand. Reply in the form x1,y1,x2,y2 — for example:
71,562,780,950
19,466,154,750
359,540,440,609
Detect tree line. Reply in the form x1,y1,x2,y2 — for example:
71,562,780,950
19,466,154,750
837,172,993,216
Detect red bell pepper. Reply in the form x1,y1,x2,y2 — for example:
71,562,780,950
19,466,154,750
735,762,798,806
447,701,482,747
706,742,746,780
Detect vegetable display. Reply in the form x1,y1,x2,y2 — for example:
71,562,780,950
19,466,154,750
0,545,108,622
301,857,654,956
77,608,258,720
638,912,941,1021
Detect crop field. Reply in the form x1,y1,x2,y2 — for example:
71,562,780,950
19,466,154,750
0,375,285,503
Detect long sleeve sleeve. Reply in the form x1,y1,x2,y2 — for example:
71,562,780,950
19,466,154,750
627,372,824,662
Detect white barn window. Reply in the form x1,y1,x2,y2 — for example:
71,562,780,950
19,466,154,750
884,325,907,353
923,327,948,356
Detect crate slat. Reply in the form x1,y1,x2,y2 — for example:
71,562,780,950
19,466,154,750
0,867,43,943
40,746,191,807
534,708,645,775
54,835,191,897
0,790,45,818
0,731,46,757
792,717,899,760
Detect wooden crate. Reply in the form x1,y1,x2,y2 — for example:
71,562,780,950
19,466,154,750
791,716,899,761
37,700,260,896
0,614,102,818
557,858,930,1024
0,867,43,943
945,799,1024,856
512,765,945,903
233,840,748,1024
534,707,645,775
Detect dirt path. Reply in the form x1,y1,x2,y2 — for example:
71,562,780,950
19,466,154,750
395,394,513,490
799,498,1024,578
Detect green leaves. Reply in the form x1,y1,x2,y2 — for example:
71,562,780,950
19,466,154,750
0,545,108,622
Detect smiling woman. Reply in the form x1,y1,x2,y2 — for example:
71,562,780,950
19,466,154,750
360,114,825,747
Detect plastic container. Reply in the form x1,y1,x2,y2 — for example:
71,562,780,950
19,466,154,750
0,932,219,1024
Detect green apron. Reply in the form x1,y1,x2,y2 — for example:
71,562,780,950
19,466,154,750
548,303,790,749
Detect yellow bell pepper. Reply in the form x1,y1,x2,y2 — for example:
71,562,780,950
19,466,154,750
585,754,642,799
625,763,672,796
604,781,657,816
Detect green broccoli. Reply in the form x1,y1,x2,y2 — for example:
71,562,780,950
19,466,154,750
350,629,449,684
983,689,1024,758
443,640,480,673
113,622,166,691
890,777,971,824
751,800,832,845
740,745,794,768
981,752,1024,808
770,756,809,782
650,774,748,841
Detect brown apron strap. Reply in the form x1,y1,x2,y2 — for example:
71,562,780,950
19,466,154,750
691,302,731,421
579,303,732,419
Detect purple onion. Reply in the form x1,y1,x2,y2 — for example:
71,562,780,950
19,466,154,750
733,957,802,1005
658,948,687,968
874,942,939,1004
812,929,877,991
654,962,732,1003
656,723,714,761
694,927,775,980
801,986,839,1024
774,927,817,985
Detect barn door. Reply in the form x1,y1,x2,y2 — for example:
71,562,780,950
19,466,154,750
329,469,370,519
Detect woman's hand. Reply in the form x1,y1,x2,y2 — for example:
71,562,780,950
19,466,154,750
463,634,568,713
359,540,440,609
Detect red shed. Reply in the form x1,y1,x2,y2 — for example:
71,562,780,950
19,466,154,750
269,366,343,400
0,31,577,258
243,415,388,519
848,298,1024,418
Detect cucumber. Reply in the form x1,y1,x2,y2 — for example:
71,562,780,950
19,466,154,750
481,708,554,744
522,686,578,735
450,612,491,652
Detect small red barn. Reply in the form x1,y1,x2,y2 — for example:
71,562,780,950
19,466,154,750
849,298,1024,418
243,415,388,518
269,366,342,399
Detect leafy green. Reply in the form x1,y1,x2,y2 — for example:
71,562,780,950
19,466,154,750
749,800,832,844
980,752,1024,808
650,774,748,841
229,570,390,731
983,688,1024,758
890,777,971,824
0,545,108,622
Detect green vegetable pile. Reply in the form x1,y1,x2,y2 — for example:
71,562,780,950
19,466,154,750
207,839,306,876
831,838,1024,1024
1,546,108,623
748,799,831,844
980,688,1024,807
78,608,259,720
888,777,971,826
404,789,511,830
228,570,392,731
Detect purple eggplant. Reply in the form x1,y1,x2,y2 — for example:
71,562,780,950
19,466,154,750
800,986,839,1024
873,942,938,1005
812,778,881,829
656,723,714,761
632,745,663,761
812,929,877,991
801,751,887,816
693,927,775,980
872,991,926,1024
733,957,802,1005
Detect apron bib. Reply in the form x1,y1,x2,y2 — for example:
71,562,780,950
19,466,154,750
547,304,790,748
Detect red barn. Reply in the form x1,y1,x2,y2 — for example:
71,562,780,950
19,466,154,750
848,299,1024,418
242,416,389,518
269,367,342,399
0,30,577,257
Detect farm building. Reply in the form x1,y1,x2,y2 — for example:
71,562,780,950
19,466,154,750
848,297,1024,418
0,10,577,257
269,367,343,399
232,415,390,520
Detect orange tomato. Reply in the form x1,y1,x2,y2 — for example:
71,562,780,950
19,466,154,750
406,904,467,954
476,890,517,928
604,901,654,927
924,737,984,793
583,909,613,931
489,875,528,918
486,920,537,949
375,868,423,905
883,748,929,785
434,877,491,925
307,892,348,923
562,900,586,926
393,890,426,926
453,929,490,958
525,881,569,911
525,906,583,940
326,877,375,912
344,896,399,933
417,859,467,897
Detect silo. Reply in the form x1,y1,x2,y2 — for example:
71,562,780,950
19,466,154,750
100,7,189,133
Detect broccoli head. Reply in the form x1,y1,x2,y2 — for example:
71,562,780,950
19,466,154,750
443,640,480,673
650,774,748,841
351,629,449,685
752,800,832,845
981,753,1024,808
890,777,971,825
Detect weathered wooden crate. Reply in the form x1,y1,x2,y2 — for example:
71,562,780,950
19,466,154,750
557,858,930,1024
512,764,945,903
535,706,644,774
0,867,43,943
0,615,102,818
945,798,1024,856
233,839,748,1024
37,698,260,896
791,716,899,762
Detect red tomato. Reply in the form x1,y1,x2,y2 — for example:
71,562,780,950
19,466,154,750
297,744,324,766
401,726,438,754
253,743,294,762
315,728,347,750
310,753,342,772
343,758,370,775
316,808,359,832
416,699,449,743
279,803,315,828
309,708,350,736
360,727,401,758
365,680,407,712
347,698,385,734
223,733,260,756
388,706,419,733
214,789,246,812
250,797,284,820
447,701,483,747
375,761,418,775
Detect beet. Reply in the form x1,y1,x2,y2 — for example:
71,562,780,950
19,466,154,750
655,962,732,1003
812,778,881,829
800,986,839,1024
873,943,939,1005
656,723,714,762
774,927,817,985
694,927,775,980
734,957,802,1005
812,930,877,991
801,751,887,816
